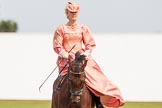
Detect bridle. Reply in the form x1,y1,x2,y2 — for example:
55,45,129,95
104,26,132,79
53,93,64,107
68,69,86,103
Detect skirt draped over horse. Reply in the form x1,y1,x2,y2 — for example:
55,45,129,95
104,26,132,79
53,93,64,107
53,24,124,107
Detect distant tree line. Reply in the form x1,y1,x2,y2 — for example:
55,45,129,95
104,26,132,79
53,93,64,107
0,20,18,32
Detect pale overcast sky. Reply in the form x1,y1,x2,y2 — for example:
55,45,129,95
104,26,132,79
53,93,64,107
0,0,162,33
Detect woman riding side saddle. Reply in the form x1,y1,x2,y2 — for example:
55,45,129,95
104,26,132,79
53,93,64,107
52,1,125,108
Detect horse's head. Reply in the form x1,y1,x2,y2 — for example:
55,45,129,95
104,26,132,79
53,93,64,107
68,51,87,103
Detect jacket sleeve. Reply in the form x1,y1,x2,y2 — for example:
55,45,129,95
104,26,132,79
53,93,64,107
53,25,65,54
82,25,96,52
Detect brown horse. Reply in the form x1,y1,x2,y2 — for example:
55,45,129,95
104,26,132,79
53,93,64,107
51,51,103,108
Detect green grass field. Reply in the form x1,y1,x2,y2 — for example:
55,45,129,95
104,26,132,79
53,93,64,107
0,100,161,108
0,100,51,108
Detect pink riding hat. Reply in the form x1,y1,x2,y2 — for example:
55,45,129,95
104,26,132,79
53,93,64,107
66,2,80,12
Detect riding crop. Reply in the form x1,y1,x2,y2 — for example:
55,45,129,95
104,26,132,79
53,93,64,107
39,44,76,92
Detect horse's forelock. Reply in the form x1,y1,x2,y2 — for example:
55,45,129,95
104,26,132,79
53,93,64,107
75,51,81,60
75,51,86,62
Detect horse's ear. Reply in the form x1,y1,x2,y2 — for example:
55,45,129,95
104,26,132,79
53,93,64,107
75,51,81,60
68,58,72,69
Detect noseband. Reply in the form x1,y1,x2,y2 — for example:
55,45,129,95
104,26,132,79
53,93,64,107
68,70,86,103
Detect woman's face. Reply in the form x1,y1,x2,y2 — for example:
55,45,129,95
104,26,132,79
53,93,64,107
66,10,79,21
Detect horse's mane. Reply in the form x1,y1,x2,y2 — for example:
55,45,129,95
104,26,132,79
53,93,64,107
75,51,86,63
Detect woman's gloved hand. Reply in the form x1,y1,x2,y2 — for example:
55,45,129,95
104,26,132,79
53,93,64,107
59,50,75,60
59,50,69,59
82,50,91,58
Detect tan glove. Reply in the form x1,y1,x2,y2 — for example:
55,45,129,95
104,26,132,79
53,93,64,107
82,50,91,57
59,50,69,59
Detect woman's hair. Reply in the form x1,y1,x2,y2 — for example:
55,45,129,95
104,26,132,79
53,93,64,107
65,9,68,15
